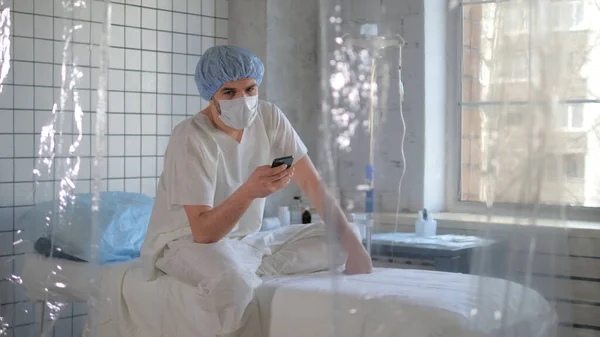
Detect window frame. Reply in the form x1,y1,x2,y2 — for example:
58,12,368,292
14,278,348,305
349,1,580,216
445,0,600,222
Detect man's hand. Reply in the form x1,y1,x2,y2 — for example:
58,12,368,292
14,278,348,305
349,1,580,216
242,165,294,199
344,245,373,275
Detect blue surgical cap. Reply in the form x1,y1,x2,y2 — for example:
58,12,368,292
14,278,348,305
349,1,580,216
195,45,265,101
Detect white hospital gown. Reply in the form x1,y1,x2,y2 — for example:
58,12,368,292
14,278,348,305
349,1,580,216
141,100,309,282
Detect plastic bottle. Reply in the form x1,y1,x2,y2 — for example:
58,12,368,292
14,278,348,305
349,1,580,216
351,213,368,240
291,196,302,224
278,206,290,227
415,208,437,237
423,210,437,237
415,210,426,237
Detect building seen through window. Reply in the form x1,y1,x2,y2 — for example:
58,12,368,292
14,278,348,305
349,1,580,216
460,0,600,207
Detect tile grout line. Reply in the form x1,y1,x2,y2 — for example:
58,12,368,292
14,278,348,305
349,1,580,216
88,1,94,199
122,2,128,193
4,83,211,95
9,7,228,22
139,3,143,194
155,0,159,191
10,0,16,333
11,41,204,62
32,0,37,217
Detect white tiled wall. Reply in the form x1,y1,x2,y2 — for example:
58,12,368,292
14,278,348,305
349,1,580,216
0,0,227,336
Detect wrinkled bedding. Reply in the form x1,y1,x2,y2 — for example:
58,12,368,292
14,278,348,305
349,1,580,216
21,254,556,337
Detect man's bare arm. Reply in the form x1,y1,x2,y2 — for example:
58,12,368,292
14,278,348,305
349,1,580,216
292,156,363,251
184,186,254,244
184,164,294,243
292,155,372,274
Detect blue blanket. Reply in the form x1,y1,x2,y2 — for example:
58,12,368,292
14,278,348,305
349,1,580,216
18,191,154,265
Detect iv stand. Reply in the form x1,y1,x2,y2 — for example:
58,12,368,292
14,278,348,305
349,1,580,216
365,57,376,255
343,29,405,255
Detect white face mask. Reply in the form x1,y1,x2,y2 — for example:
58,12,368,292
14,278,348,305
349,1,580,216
216,96,259,129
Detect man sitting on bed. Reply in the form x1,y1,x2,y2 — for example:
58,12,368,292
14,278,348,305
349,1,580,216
140,45,371,335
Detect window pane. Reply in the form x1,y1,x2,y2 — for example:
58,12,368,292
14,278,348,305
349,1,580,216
557,106,569,128
461,2,593,102
570,104,584,128
460,104,598,206
572,2,585,27
505,6,528,34
459,2,600,207
506,110,523,126
563,153,585,179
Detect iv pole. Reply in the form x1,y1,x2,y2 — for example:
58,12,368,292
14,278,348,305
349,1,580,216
343,27,404,254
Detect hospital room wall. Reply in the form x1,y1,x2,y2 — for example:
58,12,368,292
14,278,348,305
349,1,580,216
0,1,228,336
228,0,430,216
229,0,322,217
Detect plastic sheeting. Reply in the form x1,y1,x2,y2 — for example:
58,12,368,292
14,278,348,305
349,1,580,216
0,0,598,337
318,0,600,336
0,1,111,336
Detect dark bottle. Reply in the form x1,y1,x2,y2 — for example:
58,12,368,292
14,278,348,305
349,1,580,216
302,207,312,224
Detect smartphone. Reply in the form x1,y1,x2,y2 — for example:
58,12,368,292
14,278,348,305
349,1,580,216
271,155,294,168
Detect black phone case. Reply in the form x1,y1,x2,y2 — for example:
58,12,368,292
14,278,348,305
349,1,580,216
272,156,294,168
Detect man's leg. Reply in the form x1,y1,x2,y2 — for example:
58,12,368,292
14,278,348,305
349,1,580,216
254,222,362,276
156,235,264,335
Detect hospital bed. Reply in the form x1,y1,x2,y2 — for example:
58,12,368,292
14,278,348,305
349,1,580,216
19,252,558,337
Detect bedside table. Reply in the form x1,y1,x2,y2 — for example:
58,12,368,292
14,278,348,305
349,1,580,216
367,232,504,275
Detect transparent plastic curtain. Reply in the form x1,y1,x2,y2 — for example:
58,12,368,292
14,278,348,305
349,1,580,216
0,4,10,335
320,0,599,336
0,1,110,336
319,0,411,335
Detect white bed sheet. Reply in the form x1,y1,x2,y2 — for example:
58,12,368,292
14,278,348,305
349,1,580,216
19,254,260,337
20,254,557,337
19,253,123,303
256,269,558,337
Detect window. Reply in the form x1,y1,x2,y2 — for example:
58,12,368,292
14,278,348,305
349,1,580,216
567,52,585,72
551,1,585,31
557,104,584,129
504,6,528,34
499,52,529,82
571,105,584,128
505,108,523,126
456,1,600,211
563,153,585,179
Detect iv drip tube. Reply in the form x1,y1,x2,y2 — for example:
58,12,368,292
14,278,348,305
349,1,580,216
394,65,406,233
